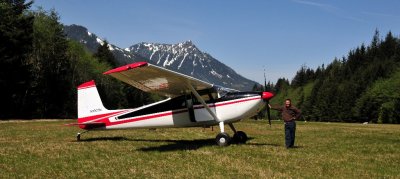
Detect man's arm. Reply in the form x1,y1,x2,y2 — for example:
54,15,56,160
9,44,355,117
293,107,302,120
268,104,282,111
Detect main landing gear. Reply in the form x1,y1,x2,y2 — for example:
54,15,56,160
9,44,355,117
215,122,248,146
215,132,231,146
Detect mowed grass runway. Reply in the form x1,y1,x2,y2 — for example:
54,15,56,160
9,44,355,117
0,120,399,178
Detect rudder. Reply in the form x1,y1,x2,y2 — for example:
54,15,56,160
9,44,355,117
77,80,109,123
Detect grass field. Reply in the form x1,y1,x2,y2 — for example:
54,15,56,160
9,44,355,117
1,119,399,178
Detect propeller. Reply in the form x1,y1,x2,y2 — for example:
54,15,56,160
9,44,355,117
262,93,274,127
262,68,274,127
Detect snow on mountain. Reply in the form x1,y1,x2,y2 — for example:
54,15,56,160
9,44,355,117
96,37,104,46
128,41,257,90
64,24,258,91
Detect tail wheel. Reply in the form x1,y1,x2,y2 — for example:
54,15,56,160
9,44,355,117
233,131,248,144
215,132,231,146
76,133,81,141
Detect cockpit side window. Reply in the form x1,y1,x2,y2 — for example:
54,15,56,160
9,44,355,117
192,89,217,105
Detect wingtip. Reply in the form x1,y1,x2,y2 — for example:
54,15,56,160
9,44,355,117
103,62,148,75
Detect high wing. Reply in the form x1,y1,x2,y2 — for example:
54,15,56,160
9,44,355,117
103,62,214,97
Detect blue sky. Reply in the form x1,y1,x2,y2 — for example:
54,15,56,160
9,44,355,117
33,0,400,84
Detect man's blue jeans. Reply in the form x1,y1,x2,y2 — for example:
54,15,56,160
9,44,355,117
284,121,296,148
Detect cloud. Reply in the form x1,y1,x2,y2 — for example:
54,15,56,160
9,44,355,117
292,0,336,10
292,0,366,23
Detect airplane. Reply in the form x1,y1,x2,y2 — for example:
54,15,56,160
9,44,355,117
67,61,274,146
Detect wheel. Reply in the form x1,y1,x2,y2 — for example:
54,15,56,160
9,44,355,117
233,131,248,144
215,132,231,146
76,133,81,141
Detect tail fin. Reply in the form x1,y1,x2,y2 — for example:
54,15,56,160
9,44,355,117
77,80,109,123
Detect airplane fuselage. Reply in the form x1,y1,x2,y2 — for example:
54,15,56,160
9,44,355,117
78,92,265,130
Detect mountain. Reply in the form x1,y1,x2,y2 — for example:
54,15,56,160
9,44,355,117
63,24,258,91
63,25,143,64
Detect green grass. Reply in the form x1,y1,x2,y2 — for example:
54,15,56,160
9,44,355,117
1,120,399,178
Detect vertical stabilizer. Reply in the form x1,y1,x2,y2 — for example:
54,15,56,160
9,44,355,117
77,80,109,122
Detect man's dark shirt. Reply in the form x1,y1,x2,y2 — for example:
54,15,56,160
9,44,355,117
271,105,302,122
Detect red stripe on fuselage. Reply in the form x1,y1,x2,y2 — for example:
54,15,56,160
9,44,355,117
193,96,261,109
216,96,261,107
86,109,187,128
78,111,127,123
82,96,262,128
106,109,187,126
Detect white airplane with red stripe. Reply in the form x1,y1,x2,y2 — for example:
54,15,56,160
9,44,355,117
68,62,274,146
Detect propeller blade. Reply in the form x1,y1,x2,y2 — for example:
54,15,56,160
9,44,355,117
262,92,274,127
266,100,271,127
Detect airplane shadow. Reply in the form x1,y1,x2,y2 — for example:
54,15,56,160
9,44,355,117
77,136,133,142
76,137,281,152
135,138,216,152
135,137,280,152
75,136,216,151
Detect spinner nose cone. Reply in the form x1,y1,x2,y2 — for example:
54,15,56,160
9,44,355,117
262,92,274,100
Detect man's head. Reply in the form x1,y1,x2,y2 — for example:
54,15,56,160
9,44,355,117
285,99,291,108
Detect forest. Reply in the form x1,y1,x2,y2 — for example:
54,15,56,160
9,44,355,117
0,0,155,119
1,1,399,123
262,30,400,124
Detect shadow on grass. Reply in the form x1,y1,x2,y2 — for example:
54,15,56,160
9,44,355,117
136,137,280,152
76,136,133,142
136,138,216,152
74,136,216,151
75,136,281,151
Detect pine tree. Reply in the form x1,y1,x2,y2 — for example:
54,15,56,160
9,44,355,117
275,78,289,93
0,0,34,118
252,83,262,91
291,66,305,87
94,40,117,67
27,9,73,118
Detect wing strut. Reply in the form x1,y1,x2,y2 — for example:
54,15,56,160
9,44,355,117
187,83,226,134
186,83,221,122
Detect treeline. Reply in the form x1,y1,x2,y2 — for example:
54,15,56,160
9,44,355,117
3,1,399,123
265,30,400,124
0,1,154,119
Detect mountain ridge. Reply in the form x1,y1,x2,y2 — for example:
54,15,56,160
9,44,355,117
64,24,258,91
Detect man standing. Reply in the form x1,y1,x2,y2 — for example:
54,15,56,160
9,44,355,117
269,99,301,148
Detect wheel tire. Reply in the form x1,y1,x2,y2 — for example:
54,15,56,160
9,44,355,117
215,132,231,146
233,131,248,144
76,133,81,141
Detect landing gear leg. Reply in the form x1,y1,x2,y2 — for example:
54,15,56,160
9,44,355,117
76,130,88,141
229,123,248,144
215,122,231,146
228,123,237,133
